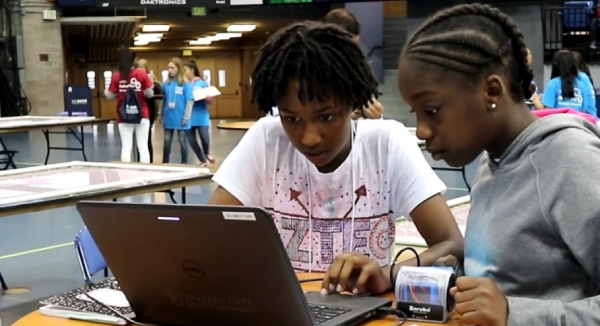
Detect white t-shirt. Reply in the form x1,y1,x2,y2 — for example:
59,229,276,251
212,116,446,272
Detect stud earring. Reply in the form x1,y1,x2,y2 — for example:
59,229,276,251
490,103,497,109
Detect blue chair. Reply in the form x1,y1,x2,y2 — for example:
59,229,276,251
74,227,109,284
562,1,594,30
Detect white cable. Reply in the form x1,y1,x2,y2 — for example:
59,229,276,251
350,120,356,252
305,120,355,272
306,159,312,273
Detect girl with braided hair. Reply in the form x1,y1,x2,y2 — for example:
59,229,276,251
209,20,464,293
393,3,600,326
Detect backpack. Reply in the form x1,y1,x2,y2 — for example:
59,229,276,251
119,87,142,124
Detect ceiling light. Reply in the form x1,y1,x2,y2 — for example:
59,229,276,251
142,24,170,32
196,36,214,42
136,33,163,39
205,35,221,41
215,32,242,39
206,33,242,41
135,37,161,43
227,24,256,32
190,39,211,45
134,40,149,46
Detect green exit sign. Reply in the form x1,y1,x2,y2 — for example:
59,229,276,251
192,7,206,16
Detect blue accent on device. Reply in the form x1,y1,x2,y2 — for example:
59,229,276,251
400,280,441,305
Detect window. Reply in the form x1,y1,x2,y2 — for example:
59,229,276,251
103,70,112,90
161,70,169,83
218,69,226,87
203,69,211,86
86,71,96,89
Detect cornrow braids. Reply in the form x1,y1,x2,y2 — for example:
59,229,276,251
401,3,534,102
251,21,379,115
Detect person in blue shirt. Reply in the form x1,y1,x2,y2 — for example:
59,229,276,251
184,60,215,166
158,57,193,164
542,50,596,116
572,50,595,87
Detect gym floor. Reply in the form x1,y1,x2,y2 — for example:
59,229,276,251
0,108,476,325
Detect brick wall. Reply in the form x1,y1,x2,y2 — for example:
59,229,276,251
20,0,64,115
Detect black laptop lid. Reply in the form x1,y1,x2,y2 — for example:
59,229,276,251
76,201,315,326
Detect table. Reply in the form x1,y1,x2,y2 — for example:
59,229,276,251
12,273,462,326
216,120,255,130
0,116,111,168
0,161,212,216
395,195,470,247
0,161,212,290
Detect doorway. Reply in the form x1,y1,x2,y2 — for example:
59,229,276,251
97,63,118,120
70,63,118,119
214,51,242,118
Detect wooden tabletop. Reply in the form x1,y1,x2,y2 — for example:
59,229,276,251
216,121,255,130
12,273,461,326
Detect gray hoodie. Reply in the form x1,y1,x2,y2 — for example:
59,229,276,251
464,114,600,326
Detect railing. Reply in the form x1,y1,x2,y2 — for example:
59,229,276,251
542,6,597,63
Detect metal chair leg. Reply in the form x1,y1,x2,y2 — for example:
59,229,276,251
0,269,8,291
168,190,177,204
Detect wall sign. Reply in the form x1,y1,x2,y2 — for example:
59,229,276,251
96,0,227,8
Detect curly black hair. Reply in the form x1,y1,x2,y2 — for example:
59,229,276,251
401,3,534,102
251,21,379,115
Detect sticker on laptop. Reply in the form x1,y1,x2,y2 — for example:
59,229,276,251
222,211,256,221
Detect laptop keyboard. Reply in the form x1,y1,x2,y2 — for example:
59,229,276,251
309,303,354,324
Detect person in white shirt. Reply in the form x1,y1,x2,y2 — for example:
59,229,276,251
209,21,464,295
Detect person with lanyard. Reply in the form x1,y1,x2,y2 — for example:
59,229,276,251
135,58,163,163
208,20,464,285
329,3,600,326
324,8,384,120
158,57,193,164
184,60,215,166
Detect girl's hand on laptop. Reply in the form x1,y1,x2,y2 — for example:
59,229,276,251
321,253,391,296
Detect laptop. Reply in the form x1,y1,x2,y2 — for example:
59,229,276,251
76,201,392,326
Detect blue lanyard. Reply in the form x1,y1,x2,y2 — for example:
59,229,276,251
169,82,177,102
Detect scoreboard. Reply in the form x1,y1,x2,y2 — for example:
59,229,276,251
58,0,395,8
267,0,311,4
265,0,387,4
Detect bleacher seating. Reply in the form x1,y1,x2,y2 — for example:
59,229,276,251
543,1,599,63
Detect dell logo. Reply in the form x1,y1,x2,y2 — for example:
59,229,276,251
182,260,205,279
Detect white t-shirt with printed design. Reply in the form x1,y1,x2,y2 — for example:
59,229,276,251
212,116,446,272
